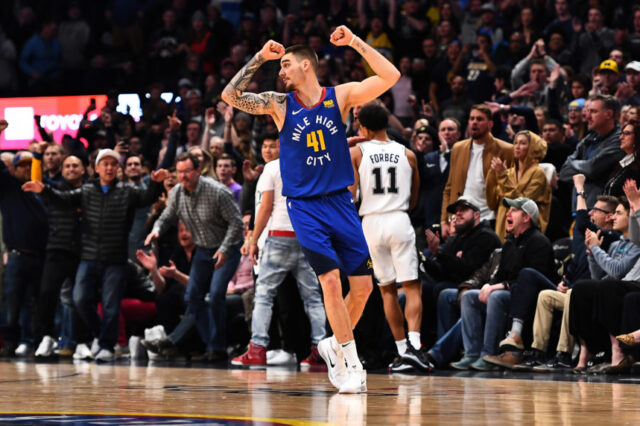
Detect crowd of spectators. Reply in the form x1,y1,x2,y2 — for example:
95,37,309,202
2,0,640,375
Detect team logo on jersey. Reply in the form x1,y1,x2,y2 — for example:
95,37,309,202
367,258,373,270
323,99,335,108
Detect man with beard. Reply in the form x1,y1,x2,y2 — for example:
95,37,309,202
423,196,502,343
441,105,513,239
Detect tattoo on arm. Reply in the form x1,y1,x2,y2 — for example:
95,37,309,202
351,37,370,56
223,55,286,115
229,91,286,115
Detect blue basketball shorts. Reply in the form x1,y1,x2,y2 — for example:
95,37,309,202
286,190,372,276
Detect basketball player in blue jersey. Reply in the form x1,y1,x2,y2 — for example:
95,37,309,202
222,26,400,394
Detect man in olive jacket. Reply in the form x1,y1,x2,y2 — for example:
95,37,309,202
23,149,168,362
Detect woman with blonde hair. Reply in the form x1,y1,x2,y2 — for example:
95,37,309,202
188,146,218,180
487,130,551,241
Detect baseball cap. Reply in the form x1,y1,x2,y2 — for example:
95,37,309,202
95,149,121,165
503,197,539,226
480,3,496,13
568,98,585,110
447,195,481,214
626,61,640,73
186,88,202,99
598,59,619,74
177,78,193,88
13,151,33,166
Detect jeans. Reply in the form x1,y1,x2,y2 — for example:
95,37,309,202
510,268,557,322
437,288,460,338
185,245,241,351
73,260,126,350
3,251,44,345
428,319,463,366
37,250,79,337
461,289,510,357
251,236,326,348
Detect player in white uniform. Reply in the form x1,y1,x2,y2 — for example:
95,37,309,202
232,133,327,367
349,102,433,373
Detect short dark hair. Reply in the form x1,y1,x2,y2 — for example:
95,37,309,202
530,58,547,69
470,104,493,120
357,102,388,131
262,130,279,142
589,94,621,117
284,45,318,72
619,196,630,213
186,120,202,131
217,153,236,167
544,119,563,129
176,152,200,170
597,195,619,213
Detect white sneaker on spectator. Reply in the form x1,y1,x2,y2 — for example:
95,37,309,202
73,343,93,360
267,349,297,365
95,348,115,363
35,336,56,357
129,336,147,361
90,338,100,356
14,343,33,357
318,337,347,389
338,368,367,394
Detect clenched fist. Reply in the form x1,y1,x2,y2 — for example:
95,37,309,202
330,25,355,47
259,40,285,61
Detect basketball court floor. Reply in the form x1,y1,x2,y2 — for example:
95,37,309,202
1,359,640,424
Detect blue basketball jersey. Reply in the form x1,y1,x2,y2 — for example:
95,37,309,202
279,86,354,198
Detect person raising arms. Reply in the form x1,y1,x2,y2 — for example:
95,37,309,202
221,26,400,393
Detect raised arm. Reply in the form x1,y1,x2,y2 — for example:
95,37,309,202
221,40,287,126
333,26,401,114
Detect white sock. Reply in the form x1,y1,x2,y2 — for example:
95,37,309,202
408,331,421,350
395,339,407,356
511,319,523,336
341,340,363,370
330,335,340,352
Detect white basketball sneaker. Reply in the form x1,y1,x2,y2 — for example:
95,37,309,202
35,335,56,358
318,337,347,389
338,367,367,394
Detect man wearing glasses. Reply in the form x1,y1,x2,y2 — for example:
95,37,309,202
146,151,243,362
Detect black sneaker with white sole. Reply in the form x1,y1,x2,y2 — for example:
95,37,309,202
389,356,414,373
532,351,572,373
401,345,434,372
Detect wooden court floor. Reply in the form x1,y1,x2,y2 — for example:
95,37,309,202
1,360,640,425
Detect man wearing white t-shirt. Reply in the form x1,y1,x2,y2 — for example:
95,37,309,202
440,105,514,238
232,133,327,367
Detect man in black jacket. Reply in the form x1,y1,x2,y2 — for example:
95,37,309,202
33,154,86,358
423,195,502,338
0,149,48,357
452,197,556,370
558,94,623,209
23,149,168,362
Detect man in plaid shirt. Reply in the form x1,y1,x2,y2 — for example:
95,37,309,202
147,152,244,362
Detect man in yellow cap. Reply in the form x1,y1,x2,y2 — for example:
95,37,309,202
595,59,619,96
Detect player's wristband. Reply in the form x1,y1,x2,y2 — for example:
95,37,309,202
349,35,357,47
